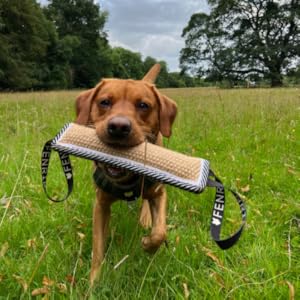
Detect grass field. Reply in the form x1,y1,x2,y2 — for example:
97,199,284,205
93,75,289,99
0,87,299,299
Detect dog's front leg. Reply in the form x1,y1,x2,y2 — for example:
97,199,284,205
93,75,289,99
90,189,113,285
142,185,167,252
139,199,152,229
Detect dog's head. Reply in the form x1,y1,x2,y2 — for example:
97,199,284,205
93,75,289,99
75,64,177,148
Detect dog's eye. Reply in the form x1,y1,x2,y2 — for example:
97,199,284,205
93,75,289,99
136,101,150,111
99,99,112,108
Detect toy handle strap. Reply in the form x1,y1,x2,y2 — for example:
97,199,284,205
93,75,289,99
41,140,246,248
41,140,73,202
207,170,247,249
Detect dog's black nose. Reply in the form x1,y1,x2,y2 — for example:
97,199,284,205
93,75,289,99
107,116,131,138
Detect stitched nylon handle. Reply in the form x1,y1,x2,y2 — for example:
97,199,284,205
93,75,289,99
207,170,247,249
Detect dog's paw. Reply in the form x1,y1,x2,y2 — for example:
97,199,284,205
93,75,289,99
90,269,98,286
141,233,166,253
90,261,103,286
139,200,152,229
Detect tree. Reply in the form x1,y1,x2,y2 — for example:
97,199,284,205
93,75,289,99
167,72,186,88
45,0,110,87
0,0,54,90
180,0,300,87
110,47,144,79
155,61,170,88
286,65,300,85
38,34,81,89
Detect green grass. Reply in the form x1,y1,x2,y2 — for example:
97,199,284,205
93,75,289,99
0,88,299,299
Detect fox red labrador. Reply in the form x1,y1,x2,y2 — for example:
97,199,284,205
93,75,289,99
75,64,177,284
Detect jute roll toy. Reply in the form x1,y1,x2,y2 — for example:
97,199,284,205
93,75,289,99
41,123,246,249
51,123,210,192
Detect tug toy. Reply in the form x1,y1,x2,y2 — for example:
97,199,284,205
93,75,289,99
41,123,246,249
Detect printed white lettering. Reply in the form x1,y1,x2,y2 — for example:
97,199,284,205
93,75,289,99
61,159,69,166
214,203,224,211
212,218,221,226
41,158,49,166
217,186,224,193
63,165,72,173
213,210,222,219
215,193,225,204
42,152,50,159
66,173,72,180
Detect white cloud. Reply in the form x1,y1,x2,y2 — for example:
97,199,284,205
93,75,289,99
100,0,209,71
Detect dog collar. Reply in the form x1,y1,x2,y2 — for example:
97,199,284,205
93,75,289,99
93,167,156,201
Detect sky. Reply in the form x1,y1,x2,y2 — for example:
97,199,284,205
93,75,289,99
100,0,209,71
39,0,209,71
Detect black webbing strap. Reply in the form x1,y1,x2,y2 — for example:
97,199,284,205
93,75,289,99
41,140,73,202
207,170,247,249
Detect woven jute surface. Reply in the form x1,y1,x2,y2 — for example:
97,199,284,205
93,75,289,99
58,123,202,181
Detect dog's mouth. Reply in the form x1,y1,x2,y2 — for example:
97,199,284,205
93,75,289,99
104,165,128,179
99,132,157,148
101,137,143,148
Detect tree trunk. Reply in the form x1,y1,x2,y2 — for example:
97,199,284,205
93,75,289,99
269,66,283,87
270,76,283,87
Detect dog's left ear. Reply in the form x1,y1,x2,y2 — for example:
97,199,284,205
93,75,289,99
75,88,94,125
152,87,177,138
75,81,105,125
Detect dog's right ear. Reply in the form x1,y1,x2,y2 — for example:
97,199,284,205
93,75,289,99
75,82,104,125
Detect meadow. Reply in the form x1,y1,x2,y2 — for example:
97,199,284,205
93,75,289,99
0,87,299,299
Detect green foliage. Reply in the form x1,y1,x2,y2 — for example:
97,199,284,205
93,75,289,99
143,57,192,88
165,72,185,88
111,47,144,79
0,88,299,298
0,0,54,90
40,35,81,89
0,0,196,90
45,0,111,88
181,0,300,87
285,65,300,86
0,0,111,90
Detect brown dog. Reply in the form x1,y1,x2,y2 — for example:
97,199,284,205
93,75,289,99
75,64,177,284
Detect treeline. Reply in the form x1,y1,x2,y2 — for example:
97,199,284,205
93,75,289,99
180,0,300,87
0,0,195,91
